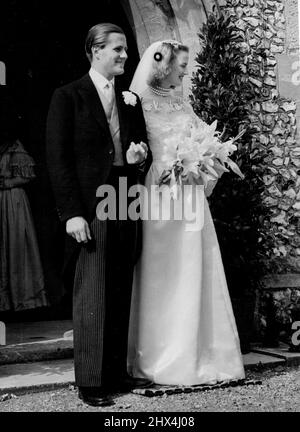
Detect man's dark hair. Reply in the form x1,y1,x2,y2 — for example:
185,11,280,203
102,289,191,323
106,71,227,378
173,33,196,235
85,23,125,62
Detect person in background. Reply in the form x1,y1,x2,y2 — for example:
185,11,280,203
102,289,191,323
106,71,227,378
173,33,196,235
0,85,48,313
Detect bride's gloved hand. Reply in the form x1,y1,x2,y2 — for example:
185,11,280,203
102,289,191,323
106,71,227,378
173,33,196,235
213,160,228,178
205,179,218,197
126,141,148,164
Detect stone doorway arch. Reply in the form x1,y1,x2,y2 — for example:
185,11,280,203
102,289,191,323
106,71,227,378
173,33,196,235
121,0,220,94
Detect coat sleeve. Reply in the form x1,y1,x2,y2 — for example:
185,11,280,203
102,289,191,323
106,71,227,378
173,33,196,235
46,87,85,223
131,93,152,181
0,176,31,189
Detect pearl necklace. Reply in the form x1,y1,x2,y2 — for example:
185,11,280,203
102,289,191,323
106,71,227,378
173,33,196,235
149,85,172,97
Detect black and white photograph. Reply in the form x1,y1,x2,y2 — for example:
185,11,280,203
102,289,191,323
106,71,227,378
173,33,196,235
0,0,300,418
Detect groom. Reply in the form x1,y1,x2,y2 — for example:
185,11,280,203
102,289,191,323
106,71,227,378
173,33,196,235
46,23,152,407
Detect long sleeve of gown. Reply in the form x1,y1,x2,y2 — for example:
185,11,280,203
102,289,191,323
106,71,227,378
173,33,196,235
0,176,31,189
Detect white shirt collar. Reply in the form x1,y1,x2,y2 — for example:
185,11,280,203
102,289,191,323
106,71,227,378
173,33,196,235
89,68,114,92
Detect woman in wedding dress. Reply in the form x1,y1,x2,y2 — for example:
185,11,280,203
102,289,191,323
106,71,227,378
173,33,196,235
127,40,245,386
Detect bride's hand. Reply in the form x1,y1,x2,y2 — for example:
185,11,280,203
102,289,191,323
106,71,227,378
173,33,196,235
126,141,148,164
213,160,228,178
205,179,218,197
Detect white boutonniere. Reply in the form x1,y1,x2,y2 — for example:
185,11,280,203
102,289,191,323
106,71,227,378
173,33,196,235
122,91,137,106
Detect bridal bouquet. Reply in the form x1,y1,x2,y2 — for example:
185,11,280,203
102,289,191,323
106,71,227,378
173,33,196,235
158,118,245,199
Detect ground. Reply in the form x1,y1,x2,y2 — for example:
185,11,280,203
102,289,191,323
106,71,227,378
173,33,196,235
1,365,300,412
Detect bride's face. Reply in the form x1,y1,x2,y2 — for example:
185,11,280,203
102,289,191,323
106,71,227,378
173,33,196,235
163,50,189,89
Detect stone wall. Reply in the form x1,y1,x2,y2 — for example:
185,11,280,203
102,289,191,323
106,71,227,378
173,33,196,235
216,0,300,344
218,0,300,277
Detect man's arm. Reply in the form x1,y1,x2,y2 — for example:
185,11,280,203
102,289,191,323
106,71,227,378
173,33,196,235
131,94,152,179
46,88,91,243
46,87,85,223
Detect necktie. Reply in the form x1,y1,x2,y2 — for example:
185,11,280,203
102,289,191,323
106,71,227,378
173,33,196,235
104,81,114,105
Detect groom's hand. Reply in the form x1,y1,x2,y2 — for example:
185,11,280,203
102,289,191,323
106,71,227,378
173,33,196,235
126,141,148,165
66,216,92,243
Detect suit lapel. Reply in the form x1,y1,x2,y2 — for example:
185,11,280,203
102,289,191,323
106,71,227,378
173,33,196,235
77,74,112,138
115,80,130,152
77,74,130,153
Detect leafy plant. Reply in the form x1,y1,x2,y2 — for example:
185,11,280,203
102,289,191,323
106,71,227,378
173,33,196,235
190,11,272,347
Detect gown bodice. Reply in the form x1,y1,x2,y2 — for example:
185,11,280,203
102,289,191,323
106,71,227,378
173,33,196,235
140,89,197,167
140,88,217,196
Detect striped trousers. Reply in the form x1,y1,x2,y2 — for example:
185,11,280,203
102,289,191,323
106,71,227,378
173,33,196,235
73,168,138,387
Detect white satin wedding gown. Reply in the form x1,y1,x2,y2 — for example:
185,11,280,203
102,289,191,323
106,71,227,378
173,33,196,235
127,88,245,386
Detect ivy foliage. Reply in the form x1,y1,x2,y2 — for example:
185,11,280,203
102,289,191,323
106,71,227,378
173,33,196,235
190,11,270,296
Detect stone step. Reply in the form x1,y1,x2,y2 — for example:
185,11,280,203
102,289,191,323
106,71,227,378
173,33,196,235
252,344,300,367
1,320,299,395
0,338,73,366
0,321,73,366
5,321,73,345
0,352,291,396
242,351,285,369
0,359,75,395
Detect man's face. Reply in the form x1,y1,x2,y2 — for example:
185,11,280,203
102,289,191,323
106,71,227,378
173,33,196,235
93,32,128,80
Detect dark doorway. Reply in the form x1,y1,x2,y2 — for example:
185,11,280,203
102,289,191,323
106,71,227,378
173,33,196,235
0,0,140,321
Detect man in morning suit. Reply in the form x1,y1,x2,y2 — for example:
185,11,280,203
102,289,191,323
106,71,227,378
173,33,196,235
46,23,152,407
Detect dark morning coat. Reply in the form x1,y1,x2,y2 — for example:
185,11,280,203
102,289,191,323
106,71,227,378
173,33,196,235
46,73,151,270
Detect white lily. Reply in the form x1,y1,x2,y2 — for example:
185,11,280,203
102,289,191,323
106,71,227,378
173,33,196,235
158,118,245,198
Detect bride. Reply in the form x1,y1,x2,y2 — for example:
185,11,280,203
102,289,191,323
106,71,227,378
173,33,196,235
127,40,245,386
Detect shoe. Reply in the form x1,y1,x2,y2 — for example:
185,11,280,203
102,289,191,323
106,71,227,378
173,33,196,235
78,386,115,407
118,375,154,391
